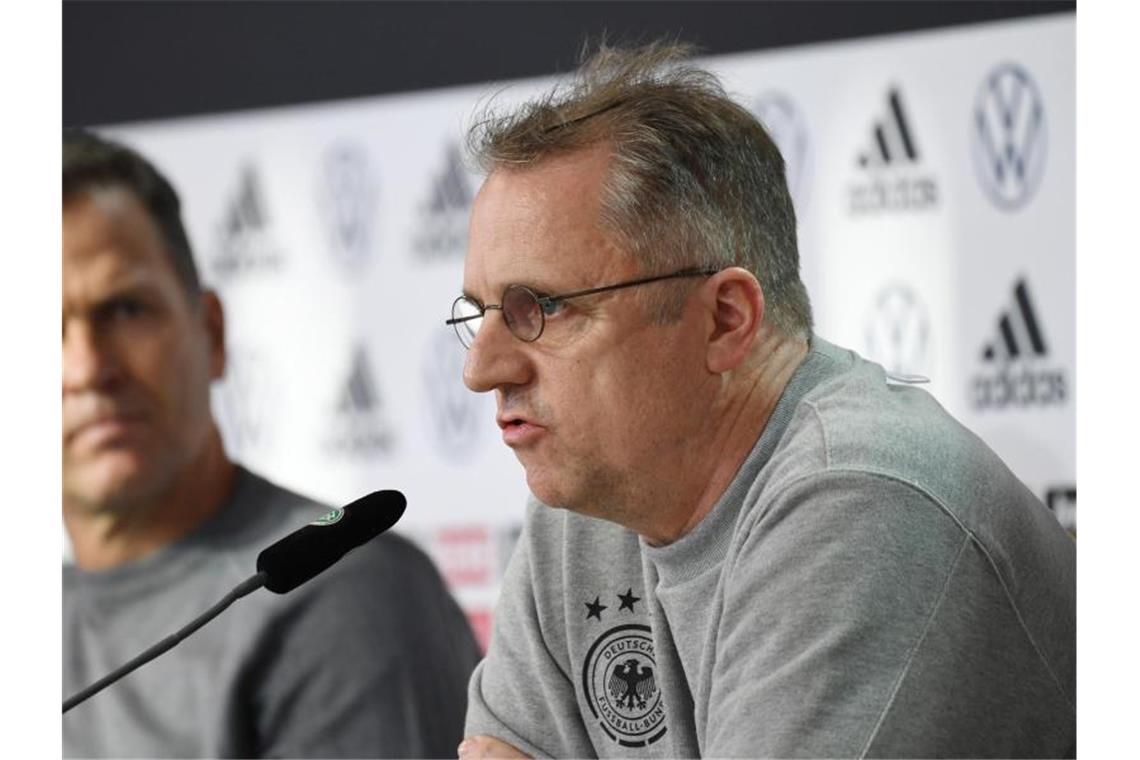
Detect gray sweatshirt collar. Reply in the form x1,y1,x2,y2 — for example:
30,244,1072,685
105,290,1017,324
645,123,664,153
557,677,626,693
642,336,849,588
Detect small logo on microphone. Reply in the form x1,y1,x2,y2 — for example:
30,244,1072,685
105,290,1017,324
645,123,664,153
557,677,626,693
310,508,344,527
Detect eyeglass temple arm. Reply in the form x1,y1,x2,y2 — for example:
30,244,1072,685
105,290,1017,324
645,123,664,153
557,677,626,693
542,267,721,304
444,268,718,325
445,303,502,326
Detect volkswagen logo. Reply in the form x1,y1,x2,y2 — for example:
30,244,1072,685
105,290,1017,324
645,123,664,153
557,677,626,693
214,345,275,457
422,327,486,462
864,283,930,378
753,92,812,214
971,63,1048,211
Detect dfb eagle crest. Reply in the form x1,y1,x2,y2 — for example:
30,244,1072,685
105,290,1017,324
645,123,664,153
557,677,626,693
582,624,667,748
609,659,657,710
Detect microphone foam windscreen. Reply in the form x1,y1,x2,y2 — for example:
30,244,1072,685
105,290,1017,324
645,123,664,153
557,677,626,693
256,489,406,593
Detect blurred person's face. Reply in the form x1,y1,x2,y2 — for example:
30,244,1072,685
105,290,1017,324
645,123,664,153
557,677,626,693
62,187,223,516
460,147,713,528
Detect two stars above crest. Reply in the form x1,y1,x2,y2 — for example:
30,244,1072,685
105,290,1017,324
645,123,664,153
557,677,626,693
585,587,641,620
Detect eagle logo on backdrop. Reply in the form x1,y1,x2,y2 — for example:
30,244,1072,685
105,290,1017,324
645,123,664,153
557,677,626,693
318,141,378,274
582,623,667,748
971,62,1048,211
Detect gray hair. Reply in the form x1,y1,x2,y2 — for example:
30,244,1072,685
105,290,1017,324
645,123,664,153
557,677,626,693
467,40,812,338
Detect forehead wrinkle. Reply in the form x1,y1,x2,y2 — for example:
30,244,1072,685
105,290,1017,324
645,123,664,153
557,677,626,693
64,191,185,316
465,146,625,300
464,187,559,300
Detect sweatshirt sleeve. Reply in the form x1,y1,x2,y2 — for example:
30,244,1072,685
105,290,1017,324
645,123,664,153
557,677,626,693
704,469,1072,758
247,534,481,758
466,502,596,758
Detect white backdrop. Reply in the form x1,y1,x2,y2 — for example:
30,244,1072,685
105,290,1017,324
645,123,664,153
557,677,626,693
104,14,1075,648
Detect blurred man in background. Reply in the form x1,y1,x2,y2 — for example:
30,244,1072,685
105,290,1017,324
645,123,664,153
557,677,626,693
453,42,1075,758
62,129,480,758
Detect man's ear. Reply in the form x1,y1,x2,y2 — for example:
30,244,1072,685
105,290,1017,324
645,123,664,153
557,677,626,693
704,268,764,374
200,290,226,381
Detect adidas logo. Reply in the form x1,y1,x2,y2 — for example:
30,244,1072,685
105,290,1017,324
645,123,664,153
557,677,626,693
224,166,267,235
857,88,919,168
848,87,938,214
211,165,284,280
980,279,1048,362
426,144,474,214
413,143,476,260
971,278,1067,410
324,347,395,455
338,347,381,415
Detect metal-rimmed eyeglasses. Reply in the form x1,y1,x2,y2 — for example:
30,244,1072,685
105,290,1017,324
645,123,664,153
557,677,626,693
445,266,720,348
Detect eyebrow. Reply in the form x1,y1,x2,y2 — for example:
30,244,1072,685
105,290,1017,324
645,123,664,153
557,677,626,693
462,276,563,303
64,277,163,320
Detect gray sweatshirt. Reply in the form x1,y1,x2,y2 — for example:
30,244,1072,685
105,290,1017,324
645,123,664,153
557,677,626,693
466,337,1076,758
65,467,481,758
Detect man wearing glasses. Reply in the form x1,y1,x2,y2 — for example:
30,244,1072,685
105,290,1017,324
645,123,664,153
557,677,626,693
454,42,1075,758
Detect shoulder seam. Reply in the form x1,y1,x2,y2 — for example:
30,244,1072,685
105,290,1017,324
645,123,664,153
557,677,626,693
837,469,1075,717
746,466,1075,722
802,399,831,470
859,533,970,759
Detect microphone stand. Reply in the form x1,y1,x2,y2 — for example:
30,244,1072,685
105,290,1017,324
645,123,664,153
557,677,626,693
63,571,268,714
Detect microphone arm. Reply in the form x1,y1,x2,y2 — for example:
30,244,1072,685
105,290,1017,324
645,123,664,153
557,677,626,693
63,571,268,714
63,488,405,715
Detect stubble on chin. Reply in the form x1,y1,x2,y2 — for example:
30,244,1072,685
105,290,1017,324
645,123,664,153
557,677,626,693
63,451,170,520
525,454,635,528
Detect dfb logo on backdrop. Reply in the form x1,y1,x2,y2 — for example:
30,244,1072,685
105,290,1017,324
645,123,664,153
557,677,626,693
848,87,939,214
752,92,812,214
971,63,1047,211
214,345,276,458
413,143,477,261
864,283,930,379
317,142,378,274
971,277,1067,410
323,345,396,456
422,327,485,462
211,164,284,282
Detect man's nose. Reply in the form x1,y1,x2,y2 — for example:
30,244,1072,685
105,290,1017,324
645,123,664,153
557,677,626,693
63,321,121,394
462,312,533,393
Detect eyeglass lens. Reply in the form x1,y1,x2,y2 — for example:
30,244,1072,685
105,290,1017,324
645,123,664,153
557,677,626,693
450,285,547,348
502,286,544,342
450,298,482,347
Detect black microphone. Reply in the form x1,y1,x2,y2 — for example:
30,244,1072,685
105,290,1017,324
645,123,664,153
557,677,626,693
257,489,406,593
63,489,406,714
